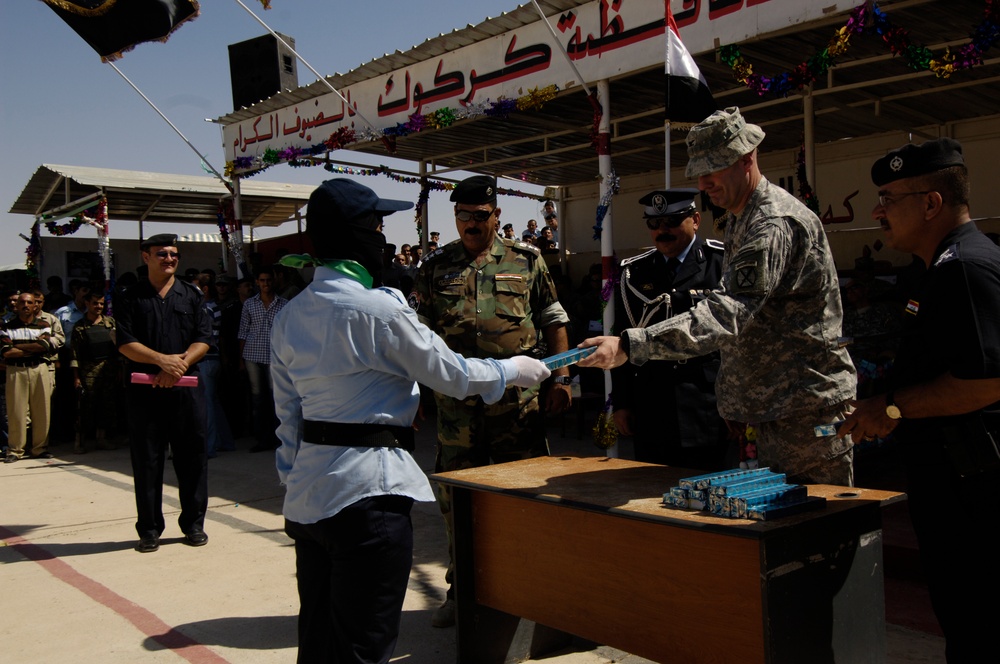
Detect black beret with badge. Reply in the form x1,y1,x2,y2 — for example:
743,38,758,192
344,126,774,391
638,188,700,218
450,175,497,205
140,233,178,250
871,137,966,186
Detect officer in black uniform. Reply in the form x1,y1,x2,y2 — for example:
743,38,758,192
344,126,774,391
612,188,727,469
116,233,212,553
840,138,1000,662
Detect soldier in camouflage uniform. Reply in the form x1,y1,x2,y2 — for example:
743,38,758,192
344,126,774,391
581,107,856,486
70,290,120,453
410,175,572,626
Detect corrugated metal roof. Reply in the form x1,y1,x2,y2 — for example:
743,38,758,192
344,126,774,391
8,164,314,228
177,232,253,244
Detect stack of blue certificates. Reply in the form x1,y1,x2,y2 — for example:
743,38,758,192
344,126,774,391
663,468,824,521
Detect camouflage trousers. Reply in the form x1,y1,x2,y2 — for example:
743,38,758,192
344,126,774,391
754,400,854,486
77,360,119,436
433,385,550,593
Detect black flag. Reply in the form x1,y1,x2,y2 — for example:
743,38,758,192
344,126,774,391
43,0,200,62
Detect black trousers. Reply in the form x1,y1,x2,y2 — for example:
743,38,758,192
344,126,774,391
127,384,208,539
907,461,1000,663
285,495,415,664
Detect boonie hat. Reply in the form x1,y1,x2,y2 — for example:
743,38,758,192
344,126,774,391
685,107,765,179
871,137,965,186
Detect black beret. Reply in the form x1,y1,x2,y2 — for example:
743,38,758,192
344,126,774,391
638,188,699,218
502,223,514,231
140,233,178,249
450,175,497,205
871,138,965,186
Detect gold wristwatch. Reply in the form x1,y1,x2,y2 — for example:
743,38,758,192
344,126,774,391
885,391,903,420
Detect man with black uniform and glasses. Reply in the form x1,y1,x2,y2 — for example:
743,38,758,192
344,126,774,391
840,138,1000,662
116,234,212,554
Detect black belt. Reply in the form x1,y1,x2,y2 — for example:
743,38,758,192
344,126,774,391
6,358,45,368
302,420,415,452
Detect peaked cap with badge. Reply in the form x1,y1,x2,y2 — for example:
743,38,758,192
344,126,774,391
639,188,700,219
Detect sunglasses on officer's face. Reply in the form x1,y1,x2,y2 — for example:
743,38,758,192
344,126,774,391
154,251,181,259
455,209,495,223
644,215,688,230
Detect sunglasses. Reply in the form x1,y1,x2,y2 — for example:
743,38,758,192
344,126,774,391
645,215,688,230
154,251,181,259
455,209,495,223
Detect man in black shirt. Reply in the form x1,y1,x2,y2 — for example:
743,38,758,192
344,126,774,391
116,234,212,553
840,138,1000,661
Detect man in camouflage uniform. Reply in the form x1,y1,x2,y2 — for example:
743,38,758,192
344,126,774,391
411,175,572,626
70,289,120,453
612,188,727,469
581,107,856,485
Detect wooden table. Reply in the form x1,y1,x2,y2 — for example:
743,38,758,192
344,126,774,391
432,456,904,664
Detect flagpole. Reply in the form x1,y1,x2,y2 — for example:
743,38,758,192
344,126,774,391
529,0,593,97
232,0,380,134
665,123,672,189
106,62,231,192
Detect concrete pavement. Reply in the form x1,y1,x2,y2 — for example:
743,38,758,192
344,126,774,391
2,419,944,663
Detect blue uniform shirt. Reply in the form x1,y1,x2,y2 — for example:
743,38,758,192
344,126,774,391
270,266,511,524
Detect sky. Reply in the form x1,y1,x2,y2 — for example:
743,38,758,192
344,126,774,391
0,0,551,271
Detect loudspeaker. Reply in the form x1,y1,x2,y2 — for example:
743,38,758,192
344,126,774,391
228,33,298,111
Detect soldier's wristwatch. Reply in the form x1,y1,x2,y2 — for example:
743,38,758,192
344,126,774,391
885,391,903,420
553,376,572,385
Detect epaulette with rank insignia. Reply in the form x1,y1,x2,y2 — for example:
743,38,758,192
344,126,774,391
512,240,541,256
933,244,959,267
179,279,203,296
704,238,724,252
420,245,447,264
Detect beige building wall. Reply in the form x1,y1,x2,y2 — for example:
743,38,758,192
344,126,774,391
562,114,1000,280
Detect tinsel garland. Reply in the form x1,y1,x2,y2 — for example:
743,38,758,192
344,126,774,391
720,0,1000,97
227,85,559,177
599,262,620,315
592,170,621,240
592,395,618,450
25,221,41,287
32,199,112,291
217,199,247,271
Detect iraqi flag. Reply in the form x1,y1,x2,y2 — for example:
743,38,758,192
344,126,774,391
42,0,200,62
665,0,716,124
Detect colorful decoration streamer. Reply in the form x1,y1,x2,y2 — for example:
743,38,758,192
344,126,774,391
592,395,618,450
226,85,560,178
592,170,621,240
720,0,1000,97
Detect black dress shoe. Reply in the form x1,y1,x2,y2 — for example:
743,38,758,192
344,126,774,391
32,452,54,459
184,529,209,547
135,537,159,553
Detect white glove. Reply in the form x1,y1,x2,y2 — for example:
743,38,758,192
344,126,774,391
503,356,552,388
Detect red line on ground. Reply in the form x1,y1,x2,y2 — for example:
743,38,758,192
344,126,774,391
0,525,230,664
